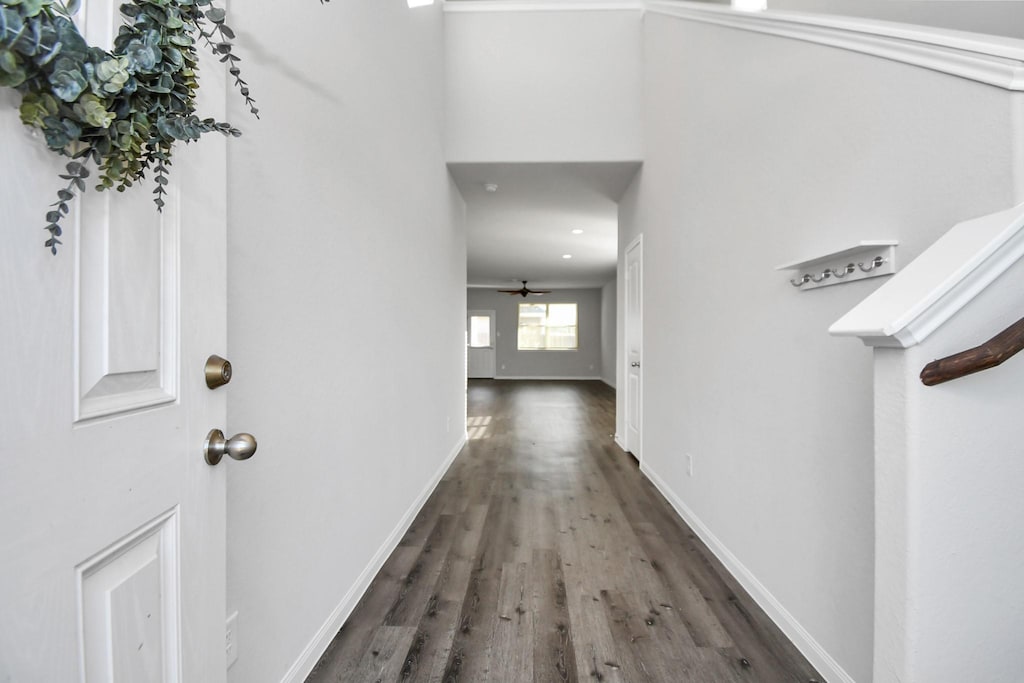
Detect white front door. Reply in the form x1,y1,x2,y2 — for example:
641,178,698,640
625,236,643,460
467,310,497,378
0,10,230,681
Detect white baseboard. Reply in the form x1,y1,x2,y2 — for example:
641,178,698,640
640,464,856,683
494,375,604,381
613,434,628,451
278,433,468,683
601,377,616,389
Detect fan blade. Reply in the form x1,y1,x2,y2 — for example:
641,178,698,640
529,290,552,295
496,289,520,293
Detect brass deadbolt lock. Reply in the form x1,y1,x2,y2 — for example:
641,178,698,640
205,355,232,389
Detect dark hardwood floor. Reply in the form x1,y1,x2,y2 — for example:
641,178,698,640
306,380,823,683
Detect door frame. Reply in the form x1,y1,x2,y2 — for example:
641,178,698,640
623,234,643,462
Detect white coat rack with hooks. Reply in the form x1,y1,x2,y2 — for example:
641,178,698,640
777,240,899,291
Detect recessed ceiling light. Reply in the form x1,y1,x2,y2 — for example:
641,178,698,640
562,254,573,259
483,183,498,193
571,229,584,234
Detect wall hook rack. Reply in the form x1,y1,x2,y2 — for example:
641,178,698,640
778,241,898,291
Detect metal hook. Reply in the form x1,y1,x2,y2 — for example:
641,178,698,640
829,263,855,279
790,274,811,287
810,271,830,283
857,256,885,272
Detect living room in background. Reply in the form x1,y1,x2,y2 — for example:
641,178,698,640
518,302,579,350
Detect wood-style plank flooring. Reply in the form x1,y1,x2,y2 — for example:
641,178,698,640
307,380,823,683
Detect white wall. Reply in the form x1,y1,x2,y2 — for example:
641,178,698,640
904,298,1024,683
225,3,466,682
466,288,604,378
600,278,617,387
853,240,1024,683
621,9,1020,682
887,329,1024,683
445,5,643,163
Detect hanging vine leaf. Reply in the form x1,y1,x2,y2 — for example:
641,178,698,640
43,159,87,253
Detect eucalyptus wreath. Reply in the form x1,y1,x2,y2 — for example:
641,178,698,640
1,0,324,254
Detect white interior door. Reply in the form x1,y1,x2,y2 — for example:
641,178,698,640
625,236,643,460
467,310,497,378
0,6,230,680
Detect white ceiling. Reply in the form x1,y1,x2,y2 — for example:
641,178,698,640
450,162,641,289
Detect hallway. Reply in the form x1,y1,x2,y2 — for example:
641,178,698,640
306,380,822,683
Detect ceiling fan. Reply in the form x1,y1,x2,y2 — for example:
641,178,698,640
497,280,552,297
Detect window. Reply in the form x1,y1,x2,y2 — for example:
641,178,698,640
469,315,492,348
518,303,578,350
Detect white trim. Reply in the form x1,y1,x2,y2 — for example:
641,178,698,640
444,0,641,13
623,234,643,463
640,464,856,683
613,434,628,451
1013,94,1024,205
830,202,1024,347
495,375,604,381
73,178,180,423
75,507,181,683
278,434,468,683
645,0,1024,91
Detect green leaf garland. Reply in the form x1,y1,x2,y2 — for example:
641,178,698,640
1,0,328,254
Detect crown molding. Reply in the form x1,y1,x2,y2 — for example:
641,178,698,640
645,1,1024,91
830,203,1024,348
444,1,641,13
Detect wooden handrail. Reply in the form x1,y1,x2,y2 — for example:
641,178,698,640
920,315,1024,386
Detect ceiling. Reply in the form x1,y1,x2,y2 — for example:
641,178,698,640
450,162,641,290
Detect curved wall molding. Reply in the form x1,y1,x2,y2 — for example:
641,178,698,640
644,0,1024,90
446,1,1024,89
444,1,642,13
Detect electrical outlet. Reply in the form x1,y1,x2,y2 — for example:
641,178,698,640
686,453,694,477
225,611,239,669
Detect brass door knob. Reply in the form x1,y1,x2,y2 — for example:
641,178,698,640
204,429,257,466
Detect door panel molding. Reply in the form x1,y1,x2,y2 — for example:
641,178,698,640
74,181,180,422
77,507,181,683
72,0,181,423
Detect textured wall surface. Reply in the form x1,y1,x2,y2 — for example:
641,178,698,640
619,10,1018,680
445,7,643,163
225,3,466,682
